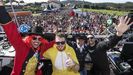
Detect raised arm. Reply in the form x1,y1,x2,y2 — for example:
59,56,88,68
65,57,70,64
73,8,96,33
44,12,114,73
96,16,133,51
0,0,28,52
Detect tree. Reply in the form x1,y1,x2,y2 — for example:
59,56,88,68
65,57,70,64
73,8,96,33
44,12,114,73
3,0,9,3
20,0,24,3
60,3,64,7
47,5,51,10
51,5,54,9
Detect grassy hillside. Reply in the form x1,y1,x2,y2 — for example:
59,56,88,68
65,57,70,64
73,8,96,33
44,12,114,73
83,8,128,16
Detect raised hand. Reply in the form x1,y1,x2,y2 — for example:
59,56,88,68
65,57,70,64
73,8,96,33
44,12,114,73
115,16,133,36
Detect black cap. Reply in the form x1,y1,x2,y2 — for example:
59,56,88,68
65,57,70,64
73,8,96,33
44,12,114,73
75,34,87,40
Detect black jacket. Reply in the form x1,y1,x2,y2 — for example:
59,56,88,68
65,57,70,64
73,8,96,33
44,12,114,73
68,41,90,71
89,34,122,75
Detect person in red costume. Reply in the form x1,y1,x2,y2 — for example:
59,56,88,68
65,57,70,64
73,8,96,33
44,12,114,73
0,0,55,75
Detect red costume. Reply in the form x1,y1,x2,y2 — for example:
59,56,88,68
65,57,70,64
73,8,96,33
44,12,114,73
2,22,54,75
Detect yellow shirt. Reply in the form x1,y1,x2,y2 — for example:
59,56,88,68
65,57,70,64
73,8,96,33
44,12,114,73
43,44,80,75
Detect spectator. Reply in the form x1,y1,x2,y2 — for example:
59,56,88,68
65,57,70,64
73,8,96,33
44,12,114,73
68,34,89,75
43,33,80,75
85,15,133,75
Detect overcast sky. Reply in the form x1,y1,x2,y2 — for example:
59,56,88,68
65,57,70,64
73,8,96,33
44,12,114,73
83,0,133,3
16,0,133,3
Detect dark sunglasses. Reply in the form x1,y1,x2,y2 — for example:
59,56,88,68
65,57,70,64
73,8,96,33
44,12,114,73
32,36,42,41
88,37,94,39
56,41,65,45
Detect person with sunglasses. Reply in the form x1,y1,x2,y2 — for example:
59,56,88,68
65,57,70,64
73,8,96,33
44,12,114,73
85,25,133,75
67,34,89,75
43,33,80,75
86,35,97,53
0,1,55,75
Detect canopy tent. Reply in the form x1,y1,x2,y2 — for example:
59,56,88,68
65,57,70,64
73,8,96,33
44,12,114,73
42,5,55,13
5,2,19,6
5,2,27,6
43,8,55,13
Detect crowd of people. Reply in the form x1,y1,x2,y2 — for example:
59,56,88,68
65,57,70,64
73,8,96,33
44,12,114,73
0,0,133,75
13,10,119,35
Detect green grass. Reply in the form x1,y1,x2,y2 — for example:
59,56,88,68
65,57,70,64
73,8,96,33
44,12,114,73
82,8,129,16
32,13,41,16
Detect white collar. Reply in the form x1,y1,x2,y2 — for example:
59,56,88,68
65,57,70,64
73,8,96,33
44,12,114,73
77,43,84,49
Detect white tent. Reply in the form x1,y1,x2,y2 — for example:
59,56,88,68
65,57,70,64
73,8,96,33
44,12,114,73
5,2,26,6
5,2,19,6
19,3,27,6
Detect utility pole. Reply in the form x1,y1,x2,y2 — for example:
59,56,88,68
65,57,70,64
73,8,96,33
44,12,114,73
82,0,85,15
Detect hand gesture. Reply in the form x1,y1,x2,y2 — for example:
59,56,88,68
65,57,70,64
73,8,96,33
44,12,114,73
115,16,133,36
65,53,80,72
65,53,75,68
